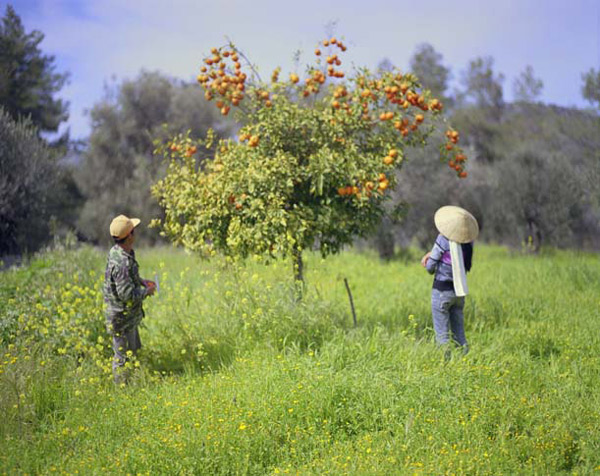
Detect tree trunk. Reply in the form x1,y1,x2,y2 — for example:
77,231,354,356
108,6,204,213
375,216,395,261
527,219,542,253
292,248,304,300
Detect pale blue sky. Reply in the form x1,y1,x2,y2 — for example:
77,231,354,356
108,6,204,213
8,0,600,139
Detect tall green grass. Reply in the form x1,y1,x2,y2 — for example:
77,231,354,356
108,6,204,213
1,244,599,475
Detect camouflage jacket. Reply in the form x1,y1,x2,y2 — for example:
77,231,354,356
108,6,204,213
103,245,148,334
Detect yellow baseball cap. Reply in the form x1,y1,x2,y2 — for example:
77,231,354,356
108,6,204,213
109,215,141,239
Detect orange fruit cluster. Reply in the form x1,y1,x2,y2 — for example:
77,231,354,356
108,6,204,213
383,149,398,165
445,129,468,178
337,185,356,197
184,145,197,157
392,115,420,136
377,173,390,192
405,91,430,111
361,88,375,99
429,98,443,111
315,38,348,78
303,69,327,97
325,53,345,78
322,37,347,51
333,86,348,99
353,74,442,138
331,86,352,113
239,132,260,147
271,67,280,83
197,47,247,115
254,89,272,108
229,192,248,209
337,173,390,199
447,129,459,144
302,38,349,97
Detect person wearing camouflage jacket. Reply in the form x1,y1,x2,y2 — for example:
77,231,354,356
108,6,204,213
103,215,156,383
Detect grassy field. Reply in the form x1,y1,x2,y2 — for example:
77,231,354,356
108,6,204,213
1,243,599,475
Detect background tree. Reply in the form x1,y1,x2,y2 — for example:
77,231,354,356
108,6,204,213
459,56,504,120
380,90,600,255
480,103,600,250
581,68,600,110
0,5,80,256
513,65,543,103
489,149,586,252
76,71,230,245
0,108,61,254
450,56,505,163
153,38,468,287
387,131,467,250
377,58,394,73
368,44,456,259
409,43,453,109
0,5,69,135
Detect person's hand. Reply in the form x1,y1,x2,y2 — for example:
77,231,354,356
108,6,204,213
144,280,156,296
420,252,431,268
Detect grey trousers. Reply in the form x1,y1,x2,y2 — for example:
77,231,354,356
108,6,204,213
431,289,468,348
112,326,142,383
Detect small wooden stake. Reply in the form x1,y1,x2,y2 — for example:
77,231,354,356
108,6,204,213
344,277,357,327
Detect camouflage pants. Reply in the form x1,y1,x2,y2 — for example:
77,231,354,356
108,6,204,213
112,326,142,384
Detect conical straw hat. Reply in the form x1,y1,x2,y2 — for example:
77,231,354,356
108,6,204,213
434,206,479,243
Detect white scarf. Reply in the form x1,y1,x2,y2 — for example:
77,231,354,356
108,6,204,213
449,240,468,297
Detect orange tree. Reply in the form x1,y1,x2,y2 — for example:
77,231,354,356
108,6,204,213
152,38,468,285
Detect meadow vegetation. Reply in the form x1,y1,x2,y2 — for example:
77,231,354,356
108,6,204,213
1,244,600,475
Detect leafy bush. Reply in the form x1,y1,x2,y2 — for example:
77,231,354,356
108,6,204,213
0,108,60,254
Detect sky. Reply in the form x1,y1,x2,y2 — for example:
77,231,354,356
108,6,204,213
8,0,600,140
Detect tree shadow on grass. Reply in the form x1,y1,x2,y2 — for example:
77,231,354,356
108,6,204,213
141,337,238,377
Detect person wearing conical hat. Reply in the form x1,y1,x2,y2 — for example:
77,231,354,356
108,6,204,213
103,214,156,384
421,206,479,354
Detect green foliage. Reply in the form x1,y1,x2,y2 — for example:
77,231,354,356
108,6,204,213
513,65,543,103
1,245,600,474
472,104,600,250
76,71,231,245
0,107,63,254
153,41,465,273
581,68,600,109
392,103,600,252
0,6,82,256
485,148,587,251
459,56,505,119
0,5,69,134
387,129,462,250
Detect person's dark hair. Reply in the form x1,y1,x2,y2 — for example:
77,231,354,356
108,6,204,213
461,242,473,272
113,228,133,244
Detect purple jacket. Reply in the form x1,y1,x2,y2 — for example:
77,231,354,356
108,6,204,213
425,234,454,282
